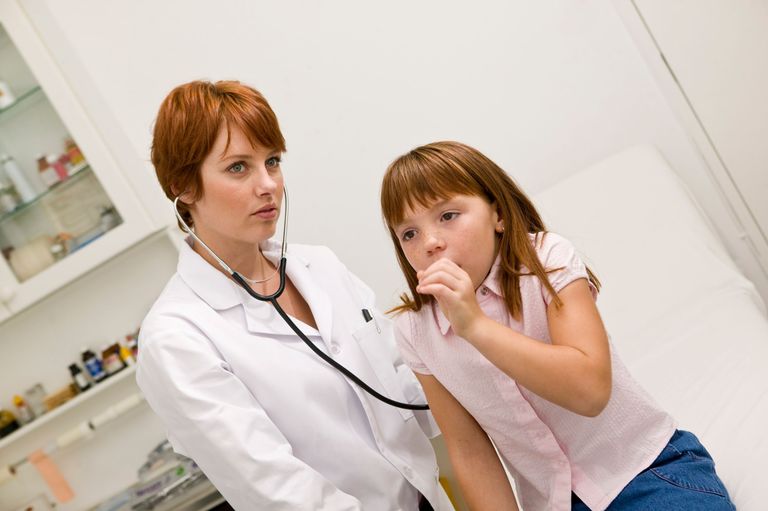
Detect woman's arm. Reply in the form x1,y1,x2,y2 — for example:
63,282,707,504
416,372,519,511
418,259,611,416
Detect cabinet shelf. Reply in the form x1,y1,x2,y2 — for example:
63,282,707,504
0,85,44,124
0,364,139,453
0,162,92,224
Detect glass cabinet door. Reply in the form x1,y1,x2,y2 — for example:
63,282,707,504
0,25,123,283
0,7,154,316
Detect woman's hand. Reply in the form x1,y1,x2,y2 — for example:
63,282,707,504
416,258,486,339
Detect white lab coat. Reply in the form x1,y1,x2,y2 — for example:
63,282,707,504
136,238,454,511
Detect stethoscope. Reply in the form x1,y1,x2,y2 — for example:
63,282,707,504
173,191,428,411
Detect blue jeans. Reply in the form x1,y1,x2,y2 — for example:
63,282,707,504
572,430,735,510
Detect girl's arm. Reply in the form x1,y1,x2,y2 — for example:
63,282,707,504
418,259,611,417
416,372,519,511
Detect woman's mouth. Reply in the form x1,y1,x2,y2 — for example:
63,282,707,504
252,205,278,219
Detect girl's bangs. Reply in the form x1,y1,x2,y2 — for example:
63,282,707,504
382,155,483,227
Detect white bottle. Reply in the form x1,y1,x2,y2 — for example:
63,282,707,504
0,166,18,212
0,185,19,213
1,154,36,202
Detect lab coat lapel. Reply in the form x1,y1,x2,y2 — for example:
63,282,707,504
177,236,243,311
285,253,334,345
257,242,334,344
239,287,298,337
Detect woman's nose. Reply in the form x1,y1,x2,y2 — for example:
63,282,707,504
252,167,279,195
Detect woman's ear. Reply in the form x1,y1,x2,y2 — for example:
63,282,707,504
172,185,194,205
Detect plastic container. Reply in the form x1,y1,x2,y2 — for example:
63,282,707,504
12,395,34,425
1,154,37,202
127,335,139,359
0,185,19,213
64,138,84,168
46,154,68,181
23,383,48,417
102,343,126,375
119,340,135,366
37,154,59,188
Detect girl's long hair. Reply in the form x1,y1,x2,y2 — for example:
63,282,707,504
380,141,600,316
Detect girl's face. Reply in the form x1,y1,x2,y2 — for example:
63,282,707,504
394,194,503,289
186,124,284,251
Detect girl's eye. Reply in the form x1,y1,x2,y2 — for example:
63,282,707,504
441,211,459,222
266,156,282,168
228,161,247,174
401,230,416,242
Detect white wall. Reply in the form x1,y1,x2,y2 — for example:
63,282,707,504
613,0,768,298
634,0,768,234
22,0,759,304
1,0,762,509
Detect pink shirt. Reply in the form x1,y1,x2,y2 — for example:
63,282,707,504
394,232,675,511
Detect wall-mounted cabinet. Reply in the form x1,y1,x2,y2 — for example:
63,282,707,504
0,2,156,320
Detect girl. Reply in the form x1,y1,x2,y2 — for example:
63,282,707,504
380,141,734,510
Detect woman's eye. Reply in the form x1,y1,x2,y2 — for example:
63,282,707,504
441,212,458,222
401,230,416,242
266,156,281,168
228,161,246,174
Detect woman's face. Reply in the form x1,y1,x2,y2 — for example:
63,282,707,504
186,124,284,250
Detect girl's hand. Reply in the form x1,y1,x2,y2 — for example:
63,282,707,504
416,258,485,339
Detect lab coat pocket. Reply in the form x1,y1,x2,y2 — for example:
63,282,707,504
351,320,415,421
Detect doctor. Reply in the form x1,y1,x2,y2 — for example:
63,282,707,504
135,80,454,511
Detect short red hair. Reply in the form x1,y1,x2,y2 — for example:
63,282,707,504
151,80,286,228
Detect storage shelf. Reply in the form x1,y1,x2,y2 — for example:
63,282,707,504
0,85,44,123
0,364,138,452
0,162,91,224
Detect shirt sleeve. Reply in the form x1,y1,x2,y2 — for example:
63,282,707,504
537,233,599,306
391,312,432,375
136,318,363,511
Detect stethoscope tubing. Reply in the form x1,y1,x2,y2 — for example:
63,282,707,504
234,265,428,410
174,192,428,411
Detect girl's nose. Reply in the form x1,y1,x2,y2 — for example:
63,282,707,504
424,231,445,254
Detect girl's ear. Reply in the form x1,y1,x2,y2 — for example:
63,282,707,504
492,202,504,233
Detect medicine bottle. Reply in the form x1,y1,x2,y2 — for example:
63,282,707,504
69,363,91,392
82,347,106,383
1,154,36,202
12,395,34,425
